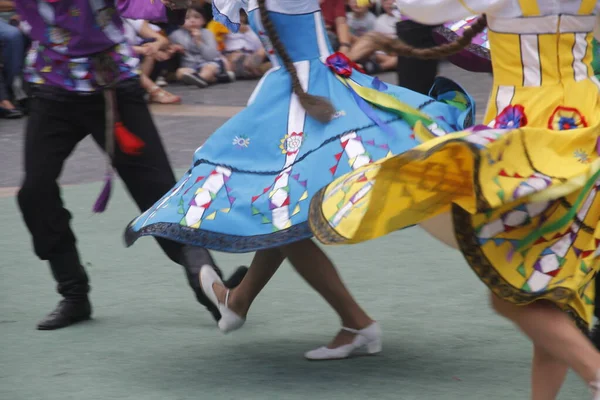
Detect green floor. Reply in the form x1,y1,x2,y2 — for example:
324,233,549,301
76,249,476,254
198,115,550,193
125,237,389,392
0,179,588,400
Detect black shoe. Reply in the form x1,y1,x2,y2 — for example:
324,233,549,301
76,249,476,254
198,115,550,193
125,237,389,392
181,72,209,88
0,107,23,119
216,71,236,84
37,298,92,330
590,322,600,350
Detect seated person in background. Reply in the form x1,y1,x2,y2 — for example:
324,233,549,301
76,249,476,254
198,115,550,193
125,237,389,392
0,0,24,118
122,18,181,104
347,0,401,73
169,6,235,88
222,11,270,80
0,41,21,118
320,0,352,55
346,0,376,41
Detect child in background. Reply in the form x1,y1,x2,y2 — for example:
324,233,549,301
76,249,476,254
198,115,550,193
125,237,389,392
122,18,182,104
223,11,270,79
346,0,376,41
169,7,235,88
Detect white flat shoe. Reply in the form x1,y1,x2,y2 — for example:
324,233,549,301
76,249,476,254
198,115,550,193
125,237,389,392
199,265,245,333
304,322,382,360
590,369,600,400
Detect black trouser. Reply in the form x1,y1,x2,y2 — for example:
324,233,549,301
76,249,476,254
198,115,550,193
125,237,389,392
395,20,440,96
17,78,215,298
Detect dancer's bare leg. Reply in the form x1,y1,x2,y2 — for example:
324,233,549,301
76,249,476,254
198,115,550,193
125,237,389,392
211,239,374,347
531,345,568,400
491,294,600,395
281,239,374,347
419,211,459,249
213,248,285,317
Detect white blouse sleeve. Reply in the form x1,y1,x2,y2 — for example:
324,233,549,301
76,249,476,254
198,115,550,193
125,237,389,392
212,0,250,33
394,0,512,24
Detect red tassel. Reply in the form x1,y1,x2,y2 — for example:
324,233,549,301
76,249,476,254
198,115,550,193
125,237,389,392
114,122,145,155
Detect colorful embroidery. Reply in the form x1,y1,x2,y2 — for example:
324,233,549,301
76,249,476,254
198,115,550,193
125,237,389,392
548,106,588,130
574,149,592,164
493,105,527,129
332,110,346,119
280,132,304,155
232,135,251,148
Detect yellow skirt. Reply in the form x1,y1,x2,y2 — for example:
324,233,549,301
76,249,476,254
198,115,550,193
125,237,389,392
309,107,600,330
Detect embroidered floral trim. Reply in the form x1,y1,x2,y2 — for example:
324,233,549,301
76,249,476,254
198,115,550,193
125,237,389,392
574,149,592,164
548,106,588,131
280,132,303,155
493,105,527,129
232,135,250,149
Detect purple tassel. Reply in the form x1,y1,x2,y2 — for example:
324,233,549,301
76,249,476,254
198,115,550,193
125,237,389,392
93,171,113,213
596,136,600,156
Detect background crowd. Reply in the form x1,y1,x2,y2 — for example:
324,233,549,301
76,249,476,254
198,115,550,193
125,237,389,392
0,0,407,121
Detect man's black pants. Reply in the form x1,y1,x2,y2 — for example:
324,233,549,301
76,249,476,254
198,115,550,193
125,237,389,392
395,20,440,96
17,78,214,298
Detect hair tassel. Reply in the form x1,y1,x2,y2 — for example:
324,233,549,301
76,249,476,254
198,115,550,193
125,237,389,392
257,0,335,123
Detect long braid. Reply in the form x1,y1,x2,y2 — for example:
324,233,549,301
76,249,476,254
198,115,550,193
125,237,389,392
368,15,488,60
257,0,335,123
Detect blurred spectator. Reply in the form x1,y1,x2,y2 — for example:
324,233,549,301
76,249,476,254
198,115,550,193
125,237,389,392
0,0,24,118
123,18,182,104
0,41,21,118
170,7,235,88
207,20,229,52
223,11,270,79
346,0,376,40
347,0,400,73
319,0,351,55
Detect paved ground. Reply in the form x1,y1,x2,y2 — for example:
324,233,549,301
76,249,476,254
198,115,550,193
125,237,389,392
0,67,589,400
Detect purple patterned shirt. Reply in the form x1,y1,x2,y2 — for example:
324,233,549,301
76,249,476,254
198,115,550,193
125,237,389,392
17,0,140,92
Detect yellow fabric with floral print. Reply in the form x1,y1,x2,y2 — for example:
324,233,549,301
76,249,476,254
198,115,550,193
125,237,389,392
309,0,600,329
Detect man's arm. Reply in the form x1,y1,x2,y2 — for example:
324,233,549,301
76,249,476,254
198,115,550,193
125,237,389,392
0,0,15,13
332,0,351,54
335,16,351,54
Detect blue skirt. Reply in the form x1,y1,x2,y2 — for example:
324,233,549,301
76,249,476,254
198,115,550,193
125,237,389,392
125,58,475,252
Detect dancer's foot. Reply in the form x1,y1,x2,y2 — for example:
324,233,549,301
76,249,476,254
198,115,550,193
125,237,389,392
200,265,246,333
304,322,382,360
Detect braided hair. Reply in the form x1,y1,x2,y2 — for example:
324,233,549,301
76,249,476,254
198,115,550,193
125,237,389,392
257,0,336,123
367,15,488,59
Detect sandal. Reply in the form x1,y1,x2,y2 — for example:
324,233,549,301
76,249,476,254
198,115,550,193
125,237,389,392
148,86,181,104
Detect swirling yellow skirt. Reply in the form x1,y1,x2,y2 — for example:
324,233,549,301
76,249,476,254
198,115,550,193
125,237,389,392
309,109,600,330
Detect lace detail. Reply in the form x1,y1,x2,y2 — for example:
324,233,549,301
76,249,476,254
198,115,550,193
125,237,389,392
212,0,249,33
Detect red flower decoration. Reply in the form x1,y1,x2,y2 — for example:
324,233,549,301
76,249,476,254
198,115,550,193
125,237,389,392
548,106,588,131
493,105,527,129
326,52,364,77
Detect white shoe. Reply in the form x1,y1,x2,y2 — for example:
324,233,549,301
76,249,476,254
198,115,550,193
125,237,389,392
591,370,600,400
304,322,382,360
199,265,245,333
